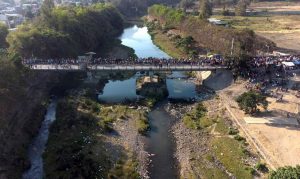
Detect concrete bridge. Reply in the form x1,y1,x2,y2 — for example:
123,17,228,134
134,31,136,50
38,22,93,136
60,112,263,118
25,64,227,72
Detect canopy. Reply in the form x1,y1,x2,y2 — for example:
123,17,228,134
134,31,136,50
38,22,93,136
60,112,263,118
85,52,96,55
293,60,300,65
282,61,295,67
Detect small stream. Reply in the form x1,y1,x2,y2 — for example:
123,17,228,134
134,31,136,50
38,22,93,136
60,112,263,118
22,100,57,179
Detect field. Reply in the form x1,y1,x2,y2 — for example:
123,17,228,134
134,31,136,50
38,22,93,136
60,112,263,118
213,1,300,53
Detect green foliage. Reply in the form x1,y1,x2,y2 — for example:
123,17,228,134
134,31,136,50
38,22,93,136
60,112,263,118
7,4,124,58
212,137,253,179
136,116,149,135
108,159,140,179
236,90,268,114
269,165,300,179
183,103,208,129
0,23,8,48
148,5,185,27
7,26,76,58
228,127,239,135
44,99,111,179
40,0,55,24
255,162,269,173
148,5,261,57
234,134,246,142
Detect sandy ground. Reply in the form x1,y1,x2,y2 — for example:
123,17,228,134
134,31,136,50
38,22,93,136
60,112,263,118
257,31,300,53
251,2,300,53
250,1,300,12
219,77,300,168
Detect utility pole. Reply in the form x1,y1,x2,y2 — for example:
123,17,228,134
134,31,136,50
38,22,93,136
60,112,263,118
230,37,235,56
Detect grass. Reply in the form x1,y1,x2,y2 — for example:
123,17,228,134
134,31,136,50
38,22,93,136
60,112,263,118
211,137,253,179
181,98,260,178
108,158,139,179
189,153,230,179
214,118,229,135
183,103,209,129
149,30,187,58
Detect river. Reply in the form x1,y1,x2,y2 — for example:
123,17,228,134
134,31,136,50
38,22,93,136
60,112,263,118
99,25,199,179
22,99,57,179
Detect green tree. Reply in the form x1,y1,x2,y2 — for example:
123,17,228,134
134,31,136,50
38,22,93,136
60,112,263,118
0,23,8,48
269,165,300,179
236,91,268,114
235,0,247,16
199,0,212,19
40,0,55,25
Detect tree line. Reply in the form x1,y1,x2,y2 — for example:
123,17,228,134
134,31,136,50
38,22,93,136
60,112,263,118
7,3,124,59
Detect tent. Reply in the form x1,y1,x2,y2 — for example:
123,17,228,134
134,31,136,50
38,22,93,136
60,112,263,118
282,61,295,67
293,59,300,65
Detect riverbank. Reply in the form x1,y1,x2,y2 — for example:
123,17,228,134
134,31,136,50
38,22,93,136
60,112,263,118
43,96,150,178
166,96,267,178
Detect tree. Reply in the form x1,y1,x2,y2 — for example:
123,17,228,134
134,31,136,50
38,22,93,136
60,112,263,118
199,0,212,19
0,23,8,48
40,0,55,25
235,0,247,16
236,91,268,114
180,0,194,12
269,165,300,179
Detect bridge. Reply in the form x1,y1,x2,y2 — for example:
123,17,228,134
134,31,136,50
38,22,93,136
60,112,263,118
26,64,227,71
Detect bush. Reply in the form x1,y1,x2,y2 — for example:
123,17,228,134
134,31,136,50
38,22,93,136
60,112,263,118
137,119,149,135
228,127,239,135
269,165,300,179
234,134,246,142
236,91,268,114
255,162,269,173
183,103,207,129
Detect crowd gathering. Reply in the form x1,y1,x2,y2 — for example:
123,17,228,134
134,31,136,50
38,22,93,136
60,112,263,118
22,57,225,67
244,55,300,97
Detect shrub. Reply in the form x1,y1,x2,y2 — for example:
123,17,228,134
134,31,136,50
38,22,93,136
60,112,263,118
234,134,246,142
255,162,269,173
236,91,268,114
269,165,300,179
183,103,207,129
228,127,239,135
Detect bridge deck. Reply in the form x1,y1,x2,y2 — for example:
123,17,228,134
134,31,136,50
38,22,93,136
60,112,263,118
27,64,227,71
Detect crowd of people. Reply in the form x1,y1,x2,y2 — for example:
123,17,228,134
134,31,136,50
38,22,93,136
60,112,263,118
22,57,225,67
249,55,300,68
244,55,300,96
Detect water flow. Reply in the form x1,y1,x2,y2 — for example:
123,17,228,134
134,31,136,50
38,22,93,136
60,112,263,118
147,102,178,179
103,25,196,179
22,100,57,179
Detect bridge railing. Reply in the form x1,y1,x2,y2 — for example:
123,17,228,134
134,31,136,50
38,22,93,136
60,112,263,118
26,63,228,71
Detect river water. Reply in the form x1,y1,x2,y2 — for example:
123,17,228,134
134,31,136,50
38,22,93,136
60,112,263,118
99,25,199,179
22,100,57,179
